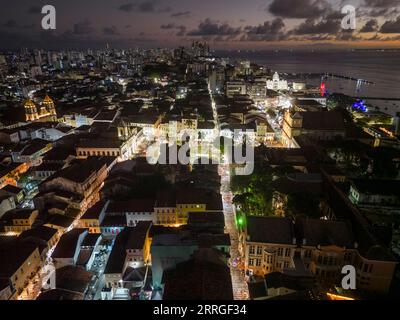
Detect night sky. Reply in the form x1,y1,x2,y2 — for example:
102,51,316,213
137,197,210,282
0,0,399,49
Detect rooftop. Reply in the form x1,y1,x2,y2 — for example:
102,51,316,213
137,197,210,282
246,216,295,244
52,228,87,259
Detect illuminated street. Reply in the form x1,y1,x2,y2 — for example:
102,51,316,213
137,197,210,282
220,165,249,300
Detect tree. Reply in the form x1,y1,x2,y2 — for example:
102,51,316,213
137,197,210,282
285,191,321,218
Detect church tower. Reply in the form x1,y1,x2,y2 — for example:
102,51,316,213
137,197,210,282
42,94,57,120
24,99,39,122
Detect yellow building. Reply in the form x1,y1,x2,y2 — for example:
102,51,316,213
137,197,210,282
154,188,222,226
24,95,57,123
79,200,108,233
3,209,39,235
0,241,42,299
0,162,29,189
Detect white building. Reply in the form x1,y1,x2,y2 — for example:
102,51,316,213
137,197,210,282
267,72,288,91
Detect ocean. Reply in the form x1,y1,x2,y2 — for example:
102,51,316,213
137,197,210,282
219,50,400,116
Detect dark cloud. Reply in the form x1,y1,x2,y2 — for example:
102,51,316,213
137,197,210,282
171,11,191,18
136,2,155,12
160,23,187,36
336,29,360,41
158,6,172,13
291,18,341,35
160,23,176,29
380,16,400,33
176,25,187,36
268,0,330,19
3,20,18,28
243,18,287,41
72,20,94,35
28,6,41,14
119,3,135,12
187,19,241,36
118,2,155,13
103,26,119,36
360,19,379,32
364,0,399,8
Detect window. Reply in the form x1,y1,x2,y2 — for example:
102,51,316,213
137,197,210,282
249,246,255,255
249,258,254,266
284,261,289,268
277,248,283,256
285,248,291,257
256,246,262,255
256,258,261,267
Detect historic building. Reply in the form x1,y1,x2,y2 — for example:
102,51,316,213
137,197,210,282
24,95,57,122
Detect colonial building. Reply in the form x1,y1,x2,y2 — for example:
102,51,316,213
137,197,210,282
154,187,222,226
242,216,397,294
0,241,42,299
24,95,57,122
267,72,288,91
282,110,346,147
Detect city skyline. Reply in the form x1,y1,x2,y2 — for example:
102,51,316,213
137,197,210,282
0,0,400,49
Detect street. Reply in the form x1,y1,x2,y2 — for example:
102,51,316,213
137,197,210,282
220,163,249,300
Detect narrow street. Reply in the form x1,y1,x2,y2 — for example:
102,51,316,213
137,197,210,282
220,164,249,300
209,86,249,300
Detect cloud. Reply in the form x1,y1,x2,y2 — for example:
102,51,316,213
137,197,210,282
3,20,18,28
72,20,94,35
28,6,41,14
242,18,287,41
160,23,187,36
268,0,330,19
160,23,176,29
187,19,241,37
103,26,119,36
119,3,135,12
380,16,400,33
118,1,169,13
360,19,378,32
291,18,341,35
158,6,172,13
364,0,399,8
176,25,187,36
171,11,191,18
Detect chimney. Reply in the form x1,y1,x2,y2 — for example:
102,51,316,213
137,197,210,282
302,238,306,245
292,237,296,245
354,242,358,249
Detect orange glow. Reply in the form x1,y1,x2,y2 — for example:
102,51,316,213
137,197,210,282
326,293,354,300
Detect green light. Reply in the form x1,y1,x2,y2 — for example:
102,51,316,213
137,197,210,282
237,217,244,226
